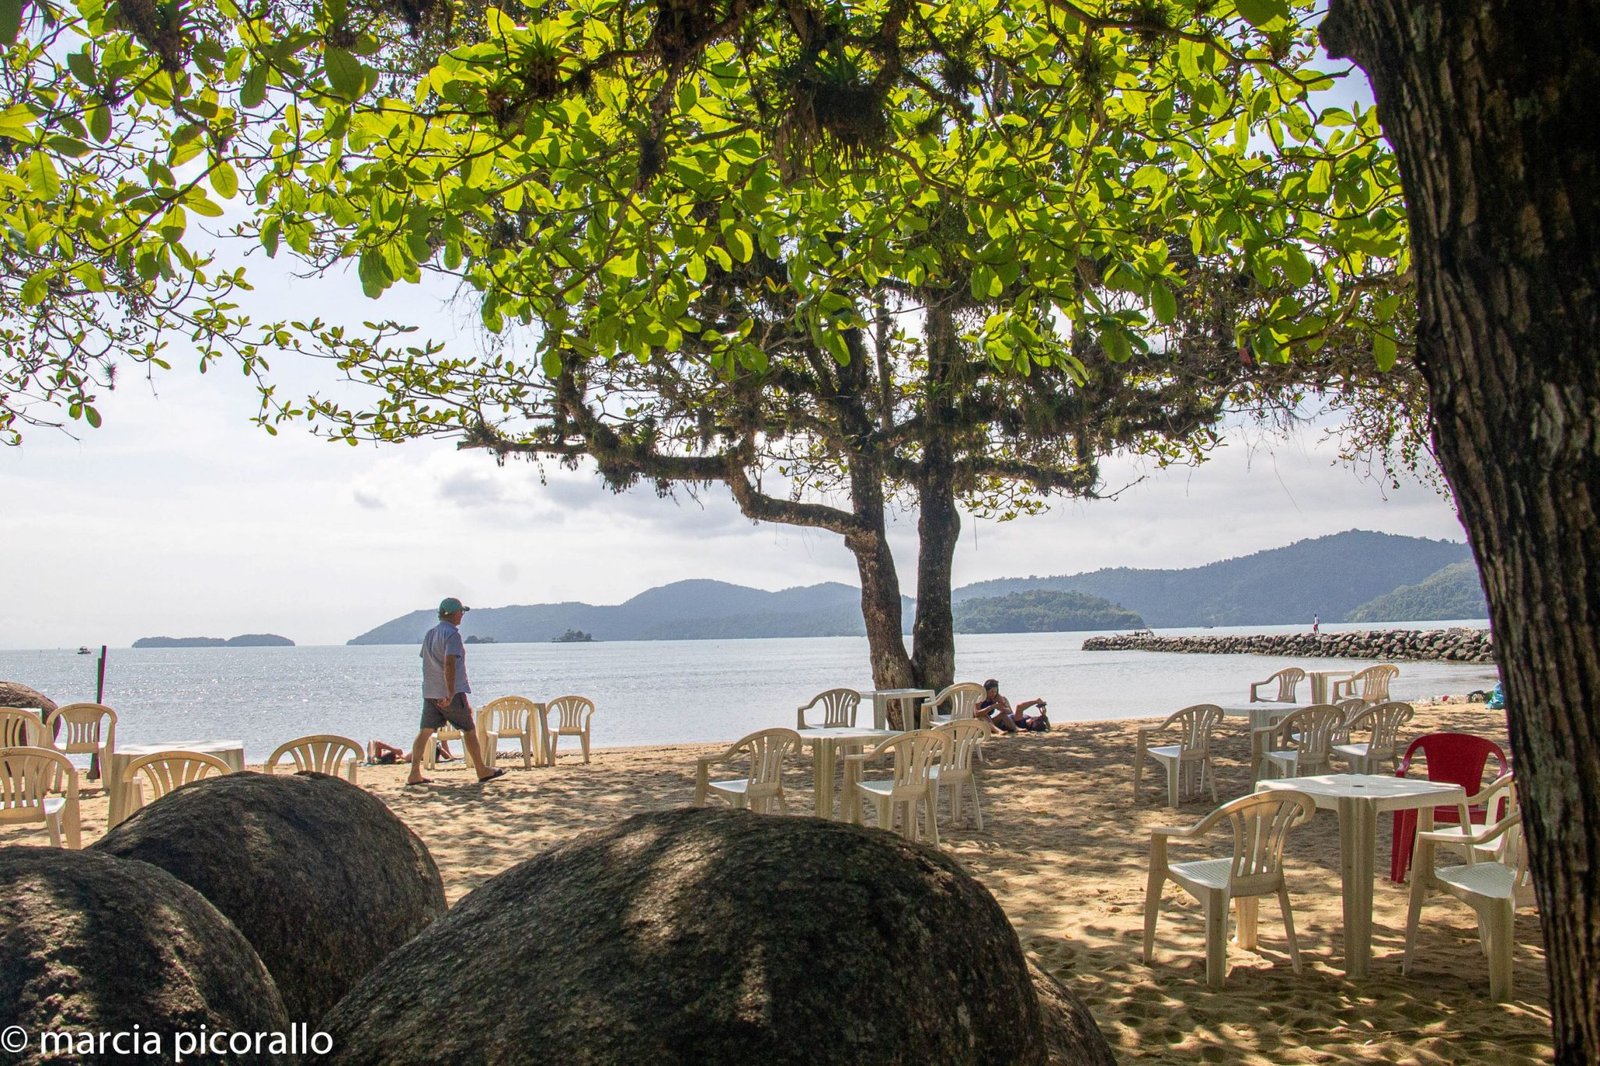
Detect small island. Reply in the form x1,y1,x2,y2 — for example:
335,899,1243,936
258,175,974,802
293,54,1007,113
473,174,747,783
552,629,596,643
132,634,295,648
464,635,499,644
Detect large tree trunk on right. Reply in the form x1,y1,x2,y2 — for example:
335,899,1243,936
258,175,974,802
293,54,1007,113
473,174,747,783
1323,6,1600,1060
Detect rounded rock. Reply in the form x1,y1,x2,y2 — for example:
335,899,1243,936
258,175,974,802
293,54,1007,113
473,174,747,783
318,806,1114,1065
92,771,446,1025
0,845,289,1062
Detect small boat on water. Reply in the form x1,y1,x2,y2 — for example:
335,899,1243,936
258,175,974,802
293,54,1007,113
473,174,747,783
77,646,91,655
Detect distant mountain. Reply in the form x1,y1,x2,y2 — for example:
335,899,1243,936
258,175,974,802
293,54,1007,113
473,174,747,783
347,531,1481,644
950,530,1477,628
346,582,914,645
953,590,1143,633
134,634,295,648
1346,561,1489,622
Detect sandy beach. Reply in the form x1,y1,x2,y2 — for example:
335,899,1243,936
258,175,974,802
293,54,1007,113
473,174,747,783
16,700,1551,1063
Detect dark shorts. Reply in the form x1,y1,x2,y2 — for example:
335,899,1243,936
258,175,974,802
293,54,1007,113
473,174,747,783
422,693,474,731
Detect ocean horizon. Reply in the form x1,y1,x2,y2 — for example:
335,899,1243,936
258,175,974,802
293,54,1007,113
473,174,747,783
2,620,1497,763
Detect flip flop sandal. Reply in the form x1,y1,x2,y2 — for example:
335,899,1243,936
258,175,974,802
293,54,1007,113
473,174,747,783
478,768,508,783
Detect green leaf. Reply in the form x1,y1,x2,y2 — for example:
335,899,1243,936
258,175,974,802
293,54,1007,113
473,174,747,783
241,65,268,108
20,271,49,306
210,161,238,199
0,103,35,137
0,0,21,47
1234,0,1289,28
325,47,366,99
1151,283,1177,325
22,154,60,198
89,104,112,143
726,227,753,263
1373,331,1398,371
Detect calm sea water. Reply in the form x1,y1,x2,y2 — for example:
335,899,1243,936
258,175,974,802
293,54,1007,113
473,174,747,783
2,622,1497,764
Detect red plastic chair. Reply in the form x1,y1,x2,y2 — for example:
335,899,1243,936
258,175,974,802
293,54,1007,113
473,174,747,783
1390,732,1509,883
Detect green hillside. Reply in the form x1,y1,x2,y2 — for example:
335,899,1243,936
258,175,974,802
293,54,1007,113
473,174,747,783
1345,561,1489,622
954,590,1142,633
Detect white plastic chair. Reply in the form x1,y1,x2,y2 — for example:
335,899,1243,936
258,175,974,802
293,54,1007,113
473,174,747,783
1419,772,1519,865
1134,705,1223,808
1331,701,1415,774
1248,667,1306,703
265,734,362,783
929,719,987,829
0,746,81,848
693,728,801,814
1404,809,1535,1001
1331,664,1399,704
917,683,986,730
44,703,116,784
846,729,946,844
1257,704,1347,779
121,750,233,816
0,707,50,748
478,696,543,769
421,720,470,771
1144,789,1317,988
543,695,596,764
797,688,861,729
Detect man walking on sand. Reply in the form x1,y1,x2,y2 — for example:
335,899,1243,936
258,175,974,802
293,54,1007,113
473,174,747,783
408,597,506,785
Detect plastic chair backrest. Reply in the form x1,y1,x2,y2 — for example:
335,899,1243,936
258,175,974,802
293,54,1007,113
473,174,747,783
798,689,860,728
45,703,116,754
482,696,538,736
0,708,48,749
0,747,76,824
1350,701,1414,756
1275,704,1346,761
266,735,362,781
868,730,945,797
738,728,801,789
1267,668,1306,702
125,751,233,804
1397,732,1509,793
929,683,986,721
1167,704,1224,753
1219,790,1317,897
547,696,595,731
932,719,987,775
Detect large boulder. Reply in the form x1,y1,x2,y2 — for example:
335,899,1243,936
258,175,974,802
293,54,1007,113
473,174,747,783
0,846,289,1063
92,771,447,1025
0,682,56,715
318,807,1116,1065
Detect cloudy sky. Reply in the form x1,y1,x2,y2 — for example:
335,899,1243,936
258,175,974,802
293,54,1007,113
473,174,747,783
3,260,1466,650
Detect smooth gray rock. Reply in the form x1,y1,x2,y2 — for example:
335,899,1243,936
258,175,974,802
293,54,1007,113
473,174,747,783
93,771,446,1025
0,682,56,716
0,846,288,1064
318,807,1116,1065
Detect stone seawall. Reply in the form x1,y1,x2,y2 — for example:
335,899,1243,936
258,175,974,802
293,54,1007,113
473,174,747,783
1081,627,1495,664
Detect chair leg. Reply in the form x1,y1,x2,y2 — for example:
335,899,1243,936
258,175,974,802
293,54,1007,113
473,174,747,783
1143,866,1165,965
1402,874,1428,973
1234,896,1260,951
581,731,591,764
1484,902,1514,1001
45,812,63,848
548,735,560,765
1204,892,1228,989
969,776,984,830
1166,761,1180,809
1392,809,1418,882
1133,754,1144,801
1205,757,1218,804
923,794,939,845
1278,886,1303,973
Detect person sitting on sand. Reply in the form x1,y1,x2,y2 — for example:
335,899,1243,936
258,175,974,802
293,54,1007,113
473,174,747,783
368,739,412,765
975,679,1050,733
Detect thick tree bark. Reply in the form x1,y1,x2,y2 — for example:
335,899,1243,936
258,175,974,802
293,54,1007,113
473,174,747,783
910,301,964,690
1322,6,1600,1059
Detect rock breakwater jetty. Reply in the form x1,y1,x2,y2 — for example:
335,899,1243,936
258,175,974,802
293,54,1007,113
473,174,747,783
1082,627,1495,664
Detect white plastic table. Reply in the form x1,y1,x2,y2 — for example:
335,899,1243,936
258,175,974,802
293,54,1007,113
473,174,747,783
1257,773,1468,977
1220,705,1300,780
106,739,245,827
797,726,898,820
1306,669,1354,704
868,689,934,730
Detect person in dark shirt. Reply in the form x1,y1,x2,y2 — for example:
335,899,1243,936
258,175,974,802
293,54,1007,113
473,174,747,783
974,679,1050,733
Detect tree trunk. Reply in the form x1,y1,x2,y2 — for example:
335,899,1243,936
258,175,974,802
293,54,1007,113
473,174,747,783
846,522,915,690
910,301,964,690
1322,6,1600,1059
